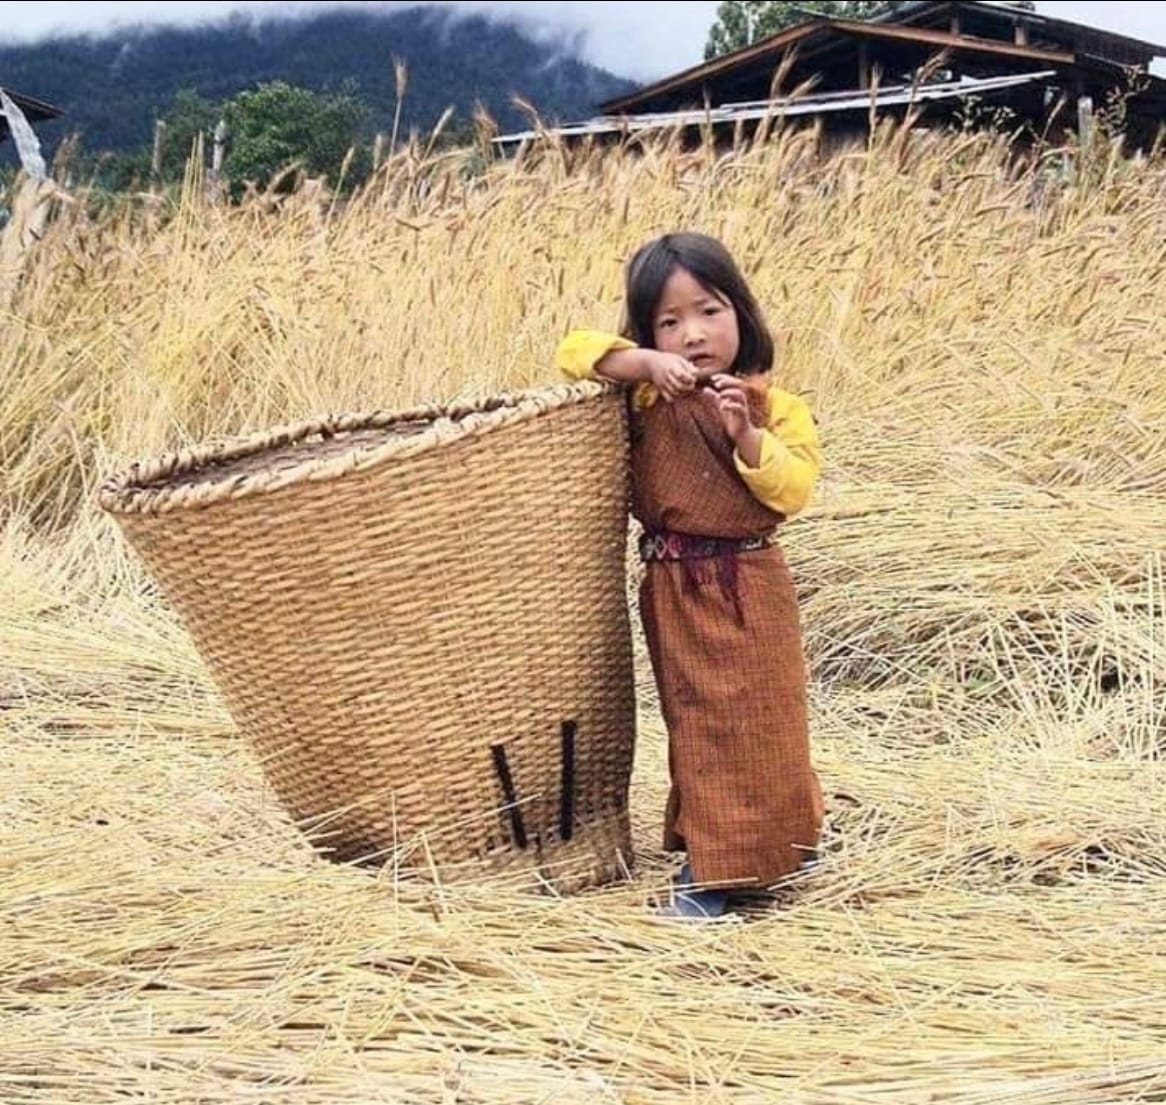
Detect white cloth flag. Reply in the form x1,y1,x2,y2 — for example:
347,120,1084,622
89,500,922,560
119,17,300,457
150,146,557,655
0,87,48,181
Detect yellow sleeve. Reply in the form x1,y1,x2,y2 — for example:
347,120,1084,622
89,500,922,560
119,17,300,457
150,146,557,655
733,387,821,518
554,329,637,382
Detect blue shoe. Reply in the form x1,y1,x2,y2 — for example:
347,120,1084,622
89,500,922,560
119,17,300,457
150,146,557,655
656,862,731,921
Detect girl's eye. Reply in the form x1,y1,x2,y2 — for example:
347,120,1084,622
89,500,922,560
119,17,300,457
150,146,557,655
657,318,676,329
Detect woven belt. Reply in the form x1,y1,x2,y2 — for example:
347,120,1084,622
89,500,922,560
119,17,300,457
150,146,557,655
639,531,768,562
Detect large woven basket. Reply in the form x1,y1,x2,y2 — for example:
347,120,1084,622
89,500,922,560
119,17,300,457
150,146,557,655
99,382,637,893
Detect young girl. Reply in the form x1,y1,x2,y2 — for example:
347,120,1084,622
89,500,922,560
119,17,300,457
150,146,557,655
554,232,824,920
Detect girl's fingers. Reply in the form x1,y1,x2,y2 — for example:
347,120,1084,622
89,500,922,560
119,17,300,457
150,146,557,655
713,380,744,398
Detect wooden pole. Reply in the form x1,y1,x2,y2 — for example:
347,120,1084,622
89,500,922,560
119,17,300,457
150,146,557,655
209,118,228,202
0,92,56,309
151,119,166,190
1077,94,1094,148
0,177,55,312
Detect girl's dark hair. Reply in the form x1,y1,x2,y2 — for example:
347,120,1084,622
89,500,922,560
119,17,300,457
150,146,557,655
621,232,774,376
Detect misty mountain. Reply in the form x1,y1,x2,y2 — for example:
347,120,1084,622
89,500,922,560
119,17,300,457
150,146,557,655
0,5,638,160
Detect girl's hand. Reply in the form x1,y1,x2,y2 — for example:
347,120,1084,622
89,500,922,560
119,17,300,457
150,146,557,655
644,351,699,401
704,375,763,464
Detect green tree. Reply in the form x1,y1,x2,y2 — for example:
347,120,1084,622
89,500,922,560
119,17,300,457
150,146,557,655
221,81,371,194
704,1,1034,60
159,89,221,180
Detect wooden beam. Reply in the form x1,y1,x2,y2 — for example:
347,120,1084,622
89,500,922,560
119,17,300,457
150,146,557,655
0,89,62,123
601,20,828,115
832,20,1072,65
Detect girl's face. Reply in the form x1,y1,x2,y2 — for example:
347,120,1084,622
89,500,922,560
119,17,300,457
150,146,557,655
651,266,740,376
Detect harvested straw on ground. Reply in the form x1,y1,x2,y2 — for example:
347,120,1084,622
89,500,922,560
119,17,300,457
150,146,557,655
2,123,1165,1102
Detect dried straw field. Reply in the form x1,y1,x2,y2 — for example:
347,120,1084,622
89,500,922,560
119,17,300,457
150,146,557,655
3,125,1165,1103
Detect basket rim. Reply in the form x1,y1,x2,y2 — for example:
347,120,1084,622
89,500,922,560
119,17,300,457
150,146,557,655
98,379,618,516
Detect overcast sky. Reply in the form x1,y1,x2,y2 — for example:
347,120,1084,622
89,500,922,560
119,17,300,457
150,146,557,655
0,2,1163,80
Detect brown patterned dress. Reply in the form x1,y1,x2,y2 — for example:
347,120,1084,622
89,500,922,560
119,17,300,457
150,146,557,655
631,375,823,888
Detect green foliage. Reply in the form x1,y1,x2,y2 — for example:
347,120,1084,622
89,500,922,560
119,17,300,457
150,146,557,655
704,0,1035,59
71,90,218,194
73,82,374,197
159,90,221,179
0,7,635,174
90,149,155,194
221,81,371,194
704,1,906,59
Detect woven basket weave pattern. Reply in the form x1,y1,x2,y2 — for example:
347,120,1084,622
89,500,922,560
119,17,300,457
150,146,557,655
100,384,637,892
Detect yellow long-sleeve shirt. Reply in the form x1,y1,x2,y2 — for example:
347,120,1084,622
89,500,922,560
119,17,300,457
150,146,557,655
554,329,821,518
